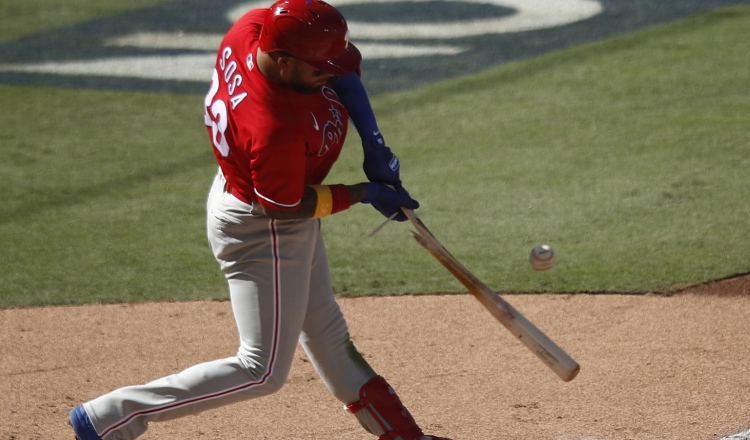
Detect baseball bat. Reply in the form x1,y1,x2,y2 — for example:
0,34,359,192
402,208,580,382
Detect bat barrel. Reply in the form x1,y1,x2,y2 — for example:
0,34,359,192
503,302,580,382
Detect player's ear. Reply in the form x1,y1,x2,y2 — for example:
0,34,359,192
274,51,295,68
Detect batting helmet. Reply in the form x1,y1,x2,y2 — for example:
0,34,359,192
259,0,361,75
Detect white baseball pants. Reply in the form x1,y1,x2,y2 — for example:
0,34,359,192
83,172,376,439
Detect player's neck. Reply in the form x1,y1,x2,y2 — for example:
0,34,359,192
256,48,281,84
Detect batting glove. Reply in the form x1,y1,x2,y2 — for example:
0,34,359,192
362,134,401,185
362,182,419,222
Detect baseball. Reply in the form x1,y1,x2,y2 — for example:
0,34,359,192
530,245,555,271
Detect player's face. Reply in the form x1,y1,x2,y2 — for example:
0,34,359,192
284,58,336,94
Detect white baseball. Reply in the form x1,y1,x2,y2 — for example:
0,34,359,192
530,245,555,271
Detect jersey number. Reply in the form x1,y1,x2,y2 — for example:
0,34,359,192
204,69,230,157
204,48,248,158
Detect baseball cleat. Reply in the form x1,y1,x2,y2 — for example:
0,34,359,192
69,406,103,440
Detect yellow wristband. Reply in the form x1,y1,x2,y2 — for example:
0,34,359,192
310,185,333,218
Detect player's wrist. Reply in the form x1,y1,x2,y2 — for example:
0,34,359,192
348,183,369,204
309,184,353,218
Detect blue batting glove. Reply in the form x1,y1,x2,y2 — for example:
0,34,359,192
362,134,401,185
362,182,419,222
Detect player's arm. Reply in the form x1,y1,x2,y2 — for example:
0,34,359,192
254,184,365,219
333,72,401,185
254,183,418,222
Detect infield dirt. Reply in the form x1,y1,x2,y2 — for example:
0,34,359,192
2,275,749,440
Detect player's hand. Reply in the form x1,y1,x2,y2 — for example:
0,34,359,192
362,134,401,185
362,182,419,222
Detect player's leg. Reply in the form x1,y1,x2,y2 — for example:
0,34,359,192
299,229,451,440
298,226,375,403
72,173,314,440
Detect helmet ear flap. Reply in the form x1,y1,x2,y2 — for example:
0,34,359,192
259,0,361,75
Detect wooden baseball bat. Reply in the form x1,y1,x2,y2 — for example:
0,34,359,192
402,208,580,382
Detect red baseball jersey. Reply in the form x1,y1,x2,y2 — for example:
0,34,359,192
204,9,351,210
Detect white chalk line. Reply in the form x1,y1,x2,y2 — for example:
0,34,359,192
720,429,750,440
559,430,750,440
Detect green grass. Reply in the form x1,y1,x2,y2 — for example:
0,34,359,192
1,7,749,307
0,0,170,42
0,87,225,307
324,6,750,295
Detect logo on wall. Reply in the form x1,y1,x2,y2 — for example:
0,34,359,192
0,0,744,95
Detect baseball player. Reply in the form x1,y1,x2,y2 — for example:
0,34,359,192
68,1,451,439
